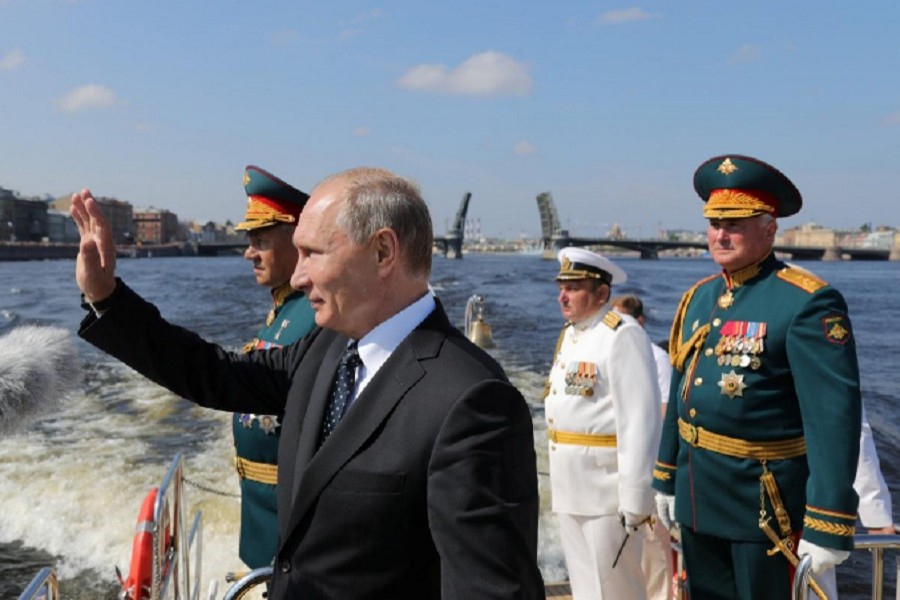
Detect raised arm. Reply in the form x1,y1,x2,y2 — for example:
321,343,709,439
70,188,118,302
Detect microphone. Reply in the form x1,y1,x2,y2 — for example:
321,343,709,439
0,324,81,435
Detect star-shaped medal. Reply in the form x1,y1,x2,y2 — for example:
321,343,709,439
259,415,280,435
718,370,747,399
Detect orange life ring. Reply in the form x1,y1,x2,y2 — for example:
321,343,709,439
120,487,169,600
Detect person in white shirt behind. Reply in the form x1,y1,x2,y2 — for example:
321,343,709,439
612,294,674,600
820,406,897,598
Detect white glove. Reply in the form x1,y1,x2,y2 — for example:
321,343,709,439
796,539,850,575
655,493,676,531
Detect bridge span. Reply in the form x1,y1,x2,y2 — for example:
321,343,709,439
550,236,895,261
535,192,898,261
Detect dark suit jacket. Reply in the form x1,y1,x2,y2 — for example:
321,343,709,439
79,281,544,599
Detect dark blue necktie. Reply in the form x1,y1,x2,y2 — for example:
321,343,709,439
319,341,361,447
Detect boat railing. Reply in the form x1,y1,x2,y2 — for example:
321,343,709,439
792,532,900,600
669,529,900,600
151,452,203,600
16,453,203,600
220,567,273,600
16,567,58,600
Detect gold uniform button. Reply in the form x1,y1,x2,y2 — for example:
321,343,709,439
694,377,703,386
689,408,697,417
704,348,714,357
713,318,722,327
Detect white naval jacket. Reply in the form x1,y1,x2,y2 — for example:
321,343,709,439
545,306,661,517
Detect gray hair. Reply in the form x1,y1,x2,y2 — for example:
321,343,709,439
321,167,434,277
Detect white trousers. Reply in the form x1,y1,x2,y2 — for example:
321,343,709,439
558,513,647,600
641,519,674,600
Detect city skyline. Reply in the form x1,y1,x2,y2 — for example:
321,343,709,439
2,1,899,238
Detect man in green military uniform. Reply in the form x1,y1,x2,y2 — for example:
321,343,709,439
233,165,316,569
652,155,861,599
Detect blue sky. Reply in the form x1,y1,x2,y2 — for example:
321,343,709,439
1,1,898,238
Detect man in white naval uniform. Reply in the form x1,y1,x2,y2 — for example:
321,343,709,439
545,247,662,599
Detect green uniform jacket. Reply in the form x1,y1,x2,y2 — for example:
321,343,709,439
233,283,316,568
652,253,861,551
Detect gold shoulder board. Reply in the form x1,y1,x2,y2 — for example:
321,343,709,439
603,311,623,330
777,266,827,294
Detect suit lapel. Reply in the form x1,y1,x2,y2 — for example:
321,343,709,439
290,336,347,503
284,305,450,538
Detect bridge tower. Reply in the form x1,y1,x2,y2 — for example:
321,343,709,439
442,192,471,259
536,192,570,256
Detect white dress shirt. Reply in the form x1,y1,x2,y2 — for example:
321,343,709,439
344,292,436,410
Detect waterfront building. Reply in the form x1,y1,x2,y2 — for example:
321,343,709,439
46,209,79,243
51,194,135,245
782,222,837,247
0,188,48,242
133,207,180,244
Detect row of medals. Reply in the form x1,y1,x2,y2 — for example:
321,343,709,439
564,361,597,396
714,332,764,369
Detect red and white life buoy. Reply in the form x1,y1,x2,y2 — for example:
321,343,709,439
119,487,167,600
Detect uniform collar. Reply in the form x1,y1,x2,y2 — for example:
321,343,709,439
271,282,298,307
722,252,777,289
570,304,610,332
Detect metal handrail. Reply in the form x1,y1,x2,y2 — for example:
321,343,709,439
792,554,815,600
222,567,273,600
847,533,900,600
790,533,900,600
152,452,189,599
152,452,208,600
15,454,204,600
17,567,59,600
188,510,203,600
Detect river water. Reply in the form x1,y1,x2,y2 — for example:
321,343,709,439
1,253,898,598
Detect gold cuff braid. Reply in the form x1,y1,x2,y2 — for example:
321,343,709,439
803,515,855,537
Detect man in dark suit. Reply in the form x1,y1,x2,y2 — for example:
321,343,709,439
70,167,544,599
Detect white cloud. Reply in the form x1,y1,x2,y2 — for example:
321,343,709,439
0,48,24,71
728,44,761,65
135,123,152,132
57,84,118,112
398,51,532,97
597,7,658,25
514,141,537,155
352,126,371,137
883,112,900,127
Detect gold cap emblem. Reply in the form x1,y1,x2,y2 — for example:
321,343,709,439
717,158,738,175
560,256,572,271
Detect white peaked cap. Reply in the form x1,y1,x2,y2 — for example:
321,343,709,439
555,246,627,285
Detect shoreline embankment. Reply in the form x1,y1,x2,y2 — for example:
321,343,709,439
0,242,197,261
